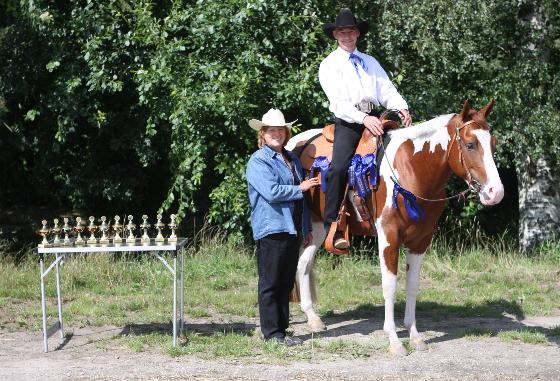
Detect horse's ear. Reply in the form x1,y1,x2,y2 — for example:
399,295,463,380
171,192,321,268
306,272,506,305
479,99,496,119
459,100,471,121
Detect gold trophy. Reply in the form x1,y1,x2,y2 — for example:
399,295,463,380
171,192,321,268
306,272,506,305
99,216,109,245
112,215,123,244
87,216,98,245
125,215,136,244
140,215,151,245
154,214,165,243
74,217,86,245
38,220,50,247
168,214,177,243
52,218,61,246
62,217,72,245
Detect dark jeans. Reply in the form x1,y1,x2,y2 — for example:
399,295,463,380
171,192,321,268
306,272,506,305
324,118,365,227
256,232,300,339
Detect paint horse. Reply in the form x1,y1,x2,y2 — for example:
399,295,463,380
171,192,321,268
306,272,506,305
286,100,504,356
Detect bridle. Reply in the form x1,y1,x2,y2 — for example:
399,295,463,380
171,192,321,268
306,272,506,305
447,119,485,195
380,113,485,203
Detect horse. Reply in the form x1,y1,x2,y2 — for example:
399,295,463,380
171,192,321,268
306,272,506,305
286,100,504,356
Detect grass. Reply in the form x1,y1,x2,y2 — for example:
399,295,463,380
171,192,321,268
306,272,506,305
0,232,559,359
497,329,548,344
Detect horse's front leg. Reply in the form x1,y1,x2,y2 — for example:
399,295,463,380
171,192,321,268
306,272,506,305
405,252,427,351
378,233,408,356
296,221,326,332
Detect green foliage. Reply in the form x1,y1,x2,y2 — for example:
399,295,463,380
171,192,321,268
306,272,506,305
1,0,559,237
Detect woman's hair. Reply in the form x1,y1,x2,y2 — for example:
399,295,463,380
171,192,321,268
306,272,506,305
257,126,292,148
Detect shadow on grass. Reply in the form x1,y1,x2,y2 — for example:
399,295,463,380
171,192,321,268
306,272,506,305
119,321,256,338
304,299,559,346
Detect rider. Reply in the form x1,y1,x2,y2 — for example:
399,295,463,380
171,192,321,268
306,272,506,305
319,8,412,249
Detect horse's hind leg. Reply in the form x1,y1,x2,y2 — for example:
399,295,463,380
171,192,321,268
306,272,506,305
404,251,427,350
296,221,326,332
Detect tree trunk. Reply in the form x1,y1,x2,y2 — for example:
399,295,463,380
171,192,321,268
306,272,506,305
517,156,560,254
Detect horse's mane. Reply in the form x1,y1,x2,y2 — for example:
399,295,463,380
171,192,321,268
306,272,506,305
387,114,454,141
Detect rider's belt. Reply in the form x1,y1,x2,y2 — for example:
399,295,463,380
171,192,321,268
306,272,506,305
355,101,374,113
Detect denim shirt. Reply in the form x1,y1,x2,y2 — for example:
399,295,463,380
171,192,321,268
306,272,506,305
246,144,312,241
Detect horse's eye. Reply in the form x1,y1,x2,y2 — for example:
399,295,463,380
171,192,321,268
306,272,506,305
466,142,476,151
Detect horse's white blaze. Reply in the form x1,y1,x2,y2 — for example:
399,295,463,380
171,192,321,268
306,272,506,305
472,130,504,205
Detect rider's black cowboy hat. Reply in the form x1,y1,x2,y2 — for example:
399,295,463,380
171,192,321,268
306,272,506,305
322,8,369,40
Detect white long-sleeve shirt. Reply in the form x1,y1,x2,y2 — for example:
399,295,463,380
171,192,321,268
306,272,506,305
319,47,408,124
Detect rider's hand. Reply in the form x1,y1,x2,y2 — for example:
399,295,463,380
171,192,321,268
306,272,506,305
363,115,384,136
399,109,412,127
299,177,320,192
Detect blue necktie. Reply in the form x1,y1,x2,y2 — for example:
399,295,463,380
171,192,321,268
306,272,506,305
349,53,367,77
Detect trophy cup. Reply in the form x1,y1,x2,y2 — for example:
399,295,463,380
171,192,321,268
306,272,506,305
168,214,177,243
154,214,165,243
73,217,86,245
62,217,72,245
125,215,136,244
38,220,50,247
99,216,109,245
86,216,98,245
112,215,124,244
140,215,151,245
52,218,61,246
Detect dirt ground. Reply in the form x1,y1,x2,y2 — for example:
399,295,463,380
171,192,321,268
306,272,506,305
1,310,560,381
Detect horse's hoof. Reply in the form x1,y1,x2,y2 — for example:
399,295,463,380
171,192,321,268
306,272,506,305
388,342,408,357
411,337,427,351
307,318,327,332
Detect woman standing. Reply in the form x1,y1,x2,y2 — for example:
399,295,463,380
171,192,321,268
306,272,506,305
246,108,319,346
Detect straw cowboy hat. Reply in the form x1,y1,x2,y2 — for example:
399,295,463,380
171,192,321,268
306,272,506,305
322,8,369,40
248,108,297,131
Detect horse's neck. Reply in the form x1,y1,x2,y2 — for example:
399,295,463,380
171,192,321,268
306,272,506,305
386,115,454,195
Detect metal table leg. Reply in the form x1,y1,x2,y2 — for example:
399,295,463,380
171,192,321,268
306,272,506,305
40,254,48,353
172,253,177,346
55,255,64,338
180,248,185,335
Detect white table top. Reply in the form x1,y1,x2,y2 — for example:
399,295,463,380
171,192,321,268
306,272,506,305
37,238,188,254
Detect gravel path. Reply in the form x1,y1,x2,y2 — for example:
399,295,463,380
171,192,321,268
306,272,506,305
1,313,559,381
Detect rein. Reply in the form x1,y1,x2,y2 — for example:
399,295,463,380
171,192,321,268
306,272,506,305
380,116,481,203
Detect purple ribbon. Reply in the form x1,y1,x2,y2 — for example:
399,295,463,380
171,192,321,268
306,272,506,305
349,53,368,77
310,156,330,193
390,177,425,222
348,153,377,198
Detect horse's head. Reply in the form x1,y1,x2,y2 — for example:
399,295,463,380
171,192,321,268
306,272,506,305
447,100,504,206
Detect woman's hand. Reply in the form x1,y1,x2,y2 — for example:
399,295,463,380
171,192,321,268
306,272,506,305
299,176,320,192
303,232,313,247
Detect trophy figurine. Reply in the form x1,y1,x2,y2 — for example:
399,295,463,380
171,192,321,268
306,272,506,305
38,220,50,247
73,217,86,245
86,216,98,245
99,216,109,244
52,218,61,246
140,215,151,244
62,217,72,245
112,215,123,244
125,215,136,244
168,214,177,243
154,214,165,243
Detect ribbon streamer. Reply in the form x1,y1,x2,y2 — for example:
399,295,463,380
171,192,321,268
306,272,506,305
390,177,425,222
348,153,377,198
310,156,330,193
